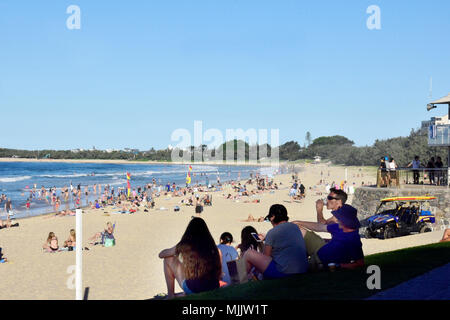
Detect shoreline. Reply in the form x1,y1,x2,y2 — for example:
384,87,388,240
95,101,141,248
0,157,282,167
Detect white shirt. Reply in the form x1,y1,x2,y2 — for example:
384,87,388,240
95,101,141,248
388,161,396,171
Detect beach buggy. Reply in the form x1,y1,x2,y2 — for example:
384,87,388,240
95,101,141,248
364,196,436,239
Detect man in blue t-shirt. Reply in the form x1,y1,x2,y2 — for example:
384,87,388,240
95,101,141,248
292,201,363,271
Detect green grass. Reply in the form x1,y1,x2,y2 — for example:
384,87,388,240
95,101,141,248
178,242,450,300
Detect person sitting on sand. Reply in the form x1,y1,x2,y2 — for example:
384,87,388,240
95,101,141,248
242,214,265,222
440,228,450,242
92,200,102,209
43,232,55,251
292,204,363,271
44,235,60,253
158,217,222,299
63,229,76,249
89,222,115,246
242,205,308,280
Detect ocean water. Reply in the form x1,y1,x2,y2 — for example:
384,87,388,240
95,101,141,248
0,161,275,219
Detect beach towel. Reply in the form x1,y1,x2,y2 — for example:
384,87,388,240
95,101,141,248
111,211,132,214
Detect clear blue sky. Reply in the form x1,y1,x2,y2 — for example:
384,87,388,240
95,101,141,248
1,0,449,151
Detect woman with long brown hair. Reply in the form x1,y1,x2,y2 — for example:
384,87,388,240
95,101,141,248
158,217,222,298
237,226,264,257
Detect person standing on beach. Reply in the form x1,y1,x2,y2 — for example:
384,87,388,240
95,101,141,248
407,156,422,185
426,157,436,185
84,186,89,206
435,156,444,185
4,198,12,216
379,157,388,187
299,182,305,198
1,199,13,228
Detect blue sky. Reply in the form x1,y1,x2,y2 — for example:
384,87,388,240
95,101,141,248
1,0,449,151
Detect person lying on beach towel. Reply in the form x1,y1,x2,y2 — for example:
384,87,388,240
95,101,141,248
58,210,75,217
243,199,261,204
0,213,19,229
241,214,265,222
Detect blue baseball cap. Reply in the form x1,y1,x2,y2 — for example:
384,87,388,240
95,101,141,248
331,204,360,229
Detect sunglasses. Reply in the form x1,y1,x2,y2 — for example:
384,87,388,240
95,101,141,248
327,196,339,201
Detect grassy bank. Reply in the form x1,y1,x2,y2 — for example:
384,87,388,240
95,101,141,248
178,241,450,300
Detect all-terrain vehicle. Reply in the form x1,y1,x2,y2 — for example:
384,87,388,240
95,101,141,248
363,196,436,239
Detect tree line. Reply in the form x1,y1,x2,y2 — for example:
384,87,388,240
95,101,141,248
0,129,446,166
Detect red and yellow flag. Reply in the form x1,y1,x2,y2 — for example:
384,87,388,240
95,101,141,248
127,172,131,197
186,165,192,185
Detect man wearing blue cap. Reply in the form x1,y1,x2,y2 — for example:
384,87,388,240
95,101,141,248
292,203,364,271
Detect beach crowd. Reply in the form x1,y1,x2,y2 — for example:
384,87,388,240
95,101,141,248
1,169,448,300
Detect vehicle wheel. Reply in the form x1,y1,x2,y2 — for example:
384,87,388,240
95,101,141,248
364,228,374,239
419,224,432,233
384,225,396,239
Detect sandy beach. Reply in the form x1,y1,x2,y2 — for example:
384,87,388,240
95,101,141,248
0,164,443,300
